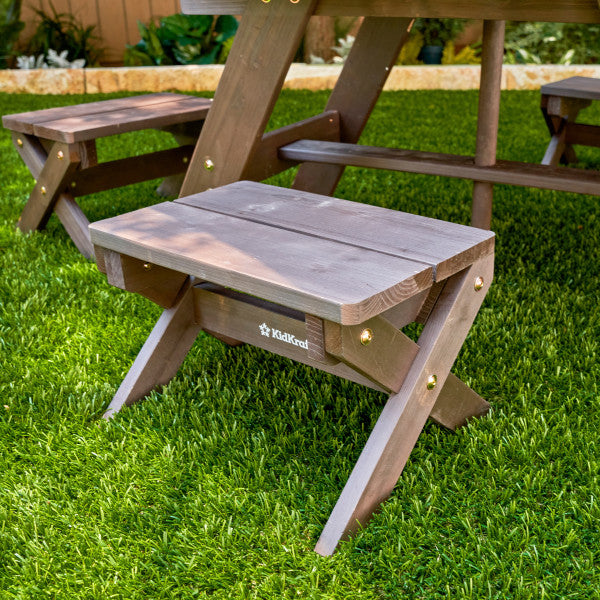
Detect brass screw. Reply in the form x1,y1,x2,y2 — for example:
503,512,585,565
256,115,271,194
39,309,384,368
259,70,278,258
204,158,214,171
40,186,47,195
183,156,189,164
289,0,300,3
71,181,77,188
143,263,153,271
17,138,23,147
261,0,270,3
360,328,373,346
57,150,64,160
426,374,437,390
474,276,484,292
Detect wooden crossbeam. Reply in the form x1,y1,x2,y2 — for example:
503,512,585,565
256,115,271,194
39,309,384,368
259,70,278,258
279,139,600,196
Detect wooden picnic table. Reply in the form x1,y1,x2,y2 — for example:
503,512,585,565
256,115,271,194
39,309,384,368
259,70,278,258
179,0,600,229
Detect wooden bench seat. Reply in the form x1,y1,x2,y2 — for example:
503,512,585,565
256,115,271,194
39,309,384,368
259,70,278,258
541,76,600,166
90,180,495,555
2,93,212,259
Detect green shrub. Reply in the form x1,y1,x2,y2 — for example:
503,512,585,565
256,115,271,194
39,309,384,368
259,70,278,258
0,0,24,68
124,14,238,66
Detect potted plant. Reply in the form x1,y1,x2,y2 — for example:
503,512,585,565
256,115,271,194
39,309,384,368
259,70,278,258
413,18,464,64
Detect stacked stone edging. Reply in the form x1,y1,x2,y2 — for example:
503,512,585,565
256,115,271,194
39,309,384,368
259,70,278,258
2,64,600,95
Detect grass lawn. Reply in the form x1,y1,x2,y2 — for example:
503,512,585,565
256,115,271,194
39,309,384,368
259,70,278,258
0,88,599,599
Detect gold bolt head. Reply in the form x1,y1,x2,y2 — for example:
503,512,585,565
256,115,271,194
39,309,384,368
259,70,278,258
57,150,64,159
182,156,189,164
474,276,485,292
71,181,76,188
40,186,47,195
143,263,153,271
204,158,215,171
17,138,23,147
426,374,437,390
360,328,374,346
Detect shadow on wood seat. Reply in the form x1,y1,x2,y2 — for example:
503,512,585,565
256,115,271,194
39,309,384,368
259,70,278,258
2,93,212,259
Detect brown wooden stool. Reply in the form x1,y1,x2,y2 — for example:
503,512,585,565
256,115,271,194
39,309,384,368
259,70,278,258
2,93,212,259
89,180,495,555
541,76,600,166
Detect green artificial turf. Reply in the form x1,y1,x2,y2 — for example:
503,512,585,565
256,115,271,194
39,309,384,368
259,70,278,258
0,89,599,599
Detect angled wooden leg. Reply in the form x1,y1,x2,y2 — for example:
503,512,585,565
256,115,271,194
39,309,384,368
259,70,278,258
54,193,94,259
471,20,505,230
103,279,202,419
292,16,413,196
179,0,318,196
315,254,494,555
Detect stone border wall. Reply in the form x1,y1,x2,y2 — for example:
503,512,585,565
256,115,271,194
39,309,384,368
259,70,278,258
2,64,600,95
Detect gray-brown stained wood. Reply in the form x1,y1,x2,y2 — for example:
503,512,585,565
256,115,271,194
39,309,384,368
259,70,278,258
89,193,435,325
175,181,495,282
181,0,600,22
2,94,212,143
541,76,600,101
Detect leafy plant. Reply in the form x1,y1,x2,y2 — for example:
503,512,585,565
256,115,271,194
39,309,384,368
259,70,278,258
442,41,481,65
0,0,24,69
413,18,464,47
124,14,238,66
23,2,102,66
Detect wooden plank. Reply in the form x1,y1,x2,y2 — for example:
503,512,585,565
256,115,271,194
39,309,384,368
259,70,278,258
179,0,319,195
565,122,600,148
89,199,434,325
18,142,81,232
11,133,46,180
472,20,505,230
53,193,94,259
541,76,600,101
324,316,419,392
181,0,600,22
242,111,341,182
175,181,494,283
293,16,412,196
193,283,385,390
279,139,600,196
314,253,494,556
102,279,201,419
2,94,197,135
103,249,190,308
32,97,212,143
70,145,194,197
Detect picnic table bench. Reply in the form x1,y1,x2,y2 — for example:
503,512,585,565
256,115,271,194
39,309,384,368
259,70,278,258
2,93,212,258
90,180,495,555
541,76,600,166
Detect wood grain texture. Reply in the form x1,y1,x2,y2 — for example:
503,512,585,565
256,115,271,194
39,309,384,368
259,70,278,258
279,139,600,196
179,0,319,196
102,279,201,419
18,141,81,232
292,16,412,196
103,249,189,308
181,0,600,22
472,20,505,230
2,94,209,138
314,253,495,555
11,133,46,180
541,76,600,100
89,198,434,325
324,316,419,392
31,96,211,143
70,145,194,197
53,193,94,259
175,181,494,283
242,111,340,182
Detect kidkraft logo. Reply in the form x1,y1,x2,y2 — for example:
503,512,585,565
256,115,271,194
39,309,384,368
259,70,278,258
259,322,308,349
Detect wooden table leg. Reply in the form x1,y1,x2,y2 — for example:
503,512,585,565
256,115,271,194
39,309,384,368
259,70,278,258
471,20,505,231
315,253,494,556
179,0,318,196
293,16,413,196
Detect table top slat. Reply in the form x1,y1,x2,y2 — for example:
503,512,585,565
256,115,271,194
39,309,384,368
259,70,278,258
175,181,494,282
541,76,600,101
90,198,435,325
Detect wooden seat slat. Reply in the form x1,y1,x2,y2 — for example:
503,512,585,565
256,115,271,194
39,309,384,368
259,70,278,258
175,181,494,281
541,76,600,101
89,197,436,325
29,96,212,143
2,93,197,135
